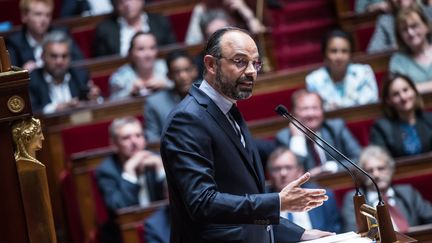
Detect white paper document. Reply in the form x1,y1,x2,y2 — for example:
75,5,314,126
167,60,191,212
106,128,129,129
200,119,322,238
297,231,373,243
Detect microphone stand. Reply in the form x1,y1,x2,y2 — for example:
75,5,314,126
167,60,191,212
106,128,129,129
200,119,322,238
275,105,400,242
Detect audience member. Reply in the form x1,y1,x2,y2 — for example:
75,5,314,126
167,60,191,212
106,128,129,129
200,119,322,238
60,0,113,17
144,50,198,143
185,0,265,45
194,9,232,80
306,29,378,111
6,0,84,72
267,147,342,235
355,0,390,14
109,31,170,100
96,116,165,210
390,6,432,91
95,117,166,243
367,0,420,53
28,31,100,114
341,145,432,232
92,0,176,57
275,89,362,176
369,74,432,157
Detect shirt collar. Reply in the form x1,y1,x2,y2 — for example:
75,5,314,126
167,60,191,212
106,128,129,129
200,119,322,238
118,13,148,28
25,31,40,49
367,187,395,205
43,71,71,85
199,80,235,114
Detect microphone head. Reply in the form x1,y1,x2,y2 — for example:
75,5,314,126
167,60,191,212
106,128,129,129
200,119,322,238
275,104,289,116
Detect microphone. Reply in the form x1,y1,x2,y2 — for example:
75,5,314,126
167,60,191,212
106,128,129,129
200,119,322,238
275,104,392,235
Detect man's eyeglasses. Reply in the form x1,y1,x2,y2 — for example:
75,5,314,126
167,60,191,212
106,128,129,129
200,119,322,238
215,55,263,72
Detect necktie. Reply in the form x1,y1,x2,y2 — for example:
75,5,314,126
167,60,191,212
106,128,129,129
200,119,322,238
287,212,293,222
229,105,246,147
306,137,322,167
382,195,410,233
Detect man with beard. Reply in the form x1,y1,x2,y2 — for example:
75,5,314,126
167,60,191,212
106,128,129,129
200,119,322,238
29,30,100,114
160,27,333,243
275,89,361,176
341,145,432,232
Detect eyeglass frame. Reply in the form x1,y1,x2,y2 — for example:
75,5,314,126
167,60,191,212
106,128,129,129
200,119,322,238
213,55,263,72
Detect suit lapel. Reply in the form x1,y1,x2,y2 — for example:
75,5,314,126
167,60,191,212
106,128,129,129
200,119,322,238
190,86,263,191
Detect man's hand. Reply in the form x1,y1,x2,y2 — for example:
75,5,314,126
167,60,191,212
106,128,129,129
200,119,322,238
279,172,328,212
301,229,336,241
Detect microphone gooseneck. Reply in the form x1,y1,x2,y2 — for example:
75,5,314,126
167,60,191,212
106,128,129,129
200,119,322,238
275,104,383,203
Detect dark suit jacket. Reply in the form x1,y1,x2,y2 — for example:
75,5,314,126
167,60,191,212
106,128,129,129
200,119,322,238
160,85,304,243
341,184,432,232
144,205,170,243
144,89,180,143
275,119,362,171
28,67,90,113
92,13,177,57
369,112,432,157
95,154,164,211
6,27,84,68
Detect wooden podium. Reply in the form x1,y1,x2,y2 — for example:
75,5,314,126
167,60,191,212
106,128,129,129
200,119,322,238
0,37,57,243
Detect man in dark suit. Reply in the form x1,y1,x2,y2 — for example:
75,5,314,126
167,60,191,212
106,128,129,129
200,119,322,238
92,0,176,57
275,89,361,176
267,147,342,235
28,30,99,114
96,116,166,243
342,145,432,232
160,27,333,243
7,0,84,72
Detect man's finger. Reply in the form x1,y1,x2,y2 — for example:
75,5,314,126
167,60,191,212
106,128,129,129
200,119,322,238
291,172,311,187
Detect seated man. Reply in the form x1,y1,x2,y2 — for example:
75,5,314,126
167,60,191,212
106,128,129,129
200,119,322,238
96,117,166,243
267,147,342,236
144,50,198,142
28,30,100,114
275,89,361,176
341,145,432,232
96,116,166,210
7,0,84,72
92,0,176,57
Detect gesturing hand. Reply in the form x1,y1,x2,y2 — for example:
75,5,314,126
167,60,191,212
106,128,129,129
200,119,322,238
279,172,328,212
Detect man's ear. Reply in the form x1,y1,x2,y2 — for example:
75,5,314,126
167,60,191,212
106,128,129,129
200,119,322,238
204,55,217,75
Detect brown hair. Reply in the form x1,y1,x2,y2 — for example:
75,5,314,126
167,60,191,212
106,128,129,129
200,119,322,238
395,6,432,54
290,89,323,111
20,0,53,14
381,73,424,119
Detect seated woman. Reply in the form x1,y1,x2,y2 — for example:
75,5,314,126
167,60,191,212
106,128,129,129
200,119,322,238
109,31,171,100
367,0,419,53
305,29,378,111
369,73,432,157
389,6,432,92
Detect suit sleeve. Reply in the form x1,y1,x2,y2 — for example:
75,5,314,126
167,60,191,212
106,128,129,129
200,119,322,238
339,121,361,162
95,163,140,210
369,121,388,148
161,111,281,224
324,190,343,233
144,98,162,143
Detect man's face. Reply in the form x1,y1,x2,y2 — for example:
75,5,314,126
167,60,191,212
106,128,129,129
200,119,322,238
113,122,146,159
42,42,71,80
116,0,143,20
21,1,52,37
212,31,260,100
169,57,197,95
293,94,324,131
130,34,157,70
269,151,303,191
361,156,393,192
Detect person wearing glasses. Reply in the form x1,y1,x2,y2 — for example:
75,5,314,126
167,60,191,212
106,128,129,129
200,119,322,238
305,29,378,111
160,27,333,243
